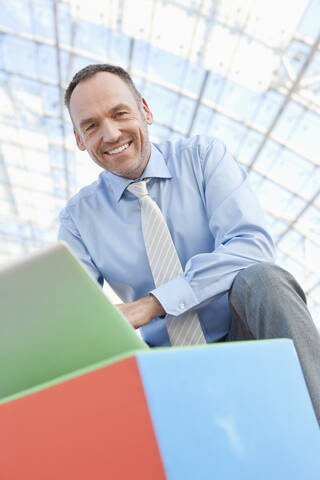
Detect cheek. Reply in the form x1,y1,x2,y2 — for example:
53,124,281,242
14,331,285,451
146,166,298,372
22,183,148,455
87,139,99,153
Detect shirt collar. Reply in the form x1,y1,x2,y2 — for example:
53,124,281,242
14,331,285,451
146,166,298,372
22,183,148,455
102,143,172,202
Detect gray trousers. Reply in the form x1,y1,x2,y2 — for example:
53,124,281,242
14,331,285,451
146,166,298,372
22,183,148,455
226,263,320,424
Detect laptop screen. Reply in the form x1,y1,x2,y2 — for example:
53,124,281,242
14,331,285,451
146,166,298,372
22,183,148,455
0,243,147,400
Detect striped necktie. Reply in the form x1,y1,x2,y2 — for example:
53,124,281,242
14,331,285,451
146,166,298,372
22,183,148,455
127,179,206,346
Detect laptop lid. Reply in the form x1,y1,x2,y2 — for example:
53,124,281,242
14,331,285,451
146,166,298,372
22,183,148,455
0,242,147,400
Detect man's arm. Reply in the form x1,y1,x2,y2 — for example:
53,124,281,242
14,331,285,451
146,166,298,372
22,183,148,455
148,137,275,318
58,209,104,286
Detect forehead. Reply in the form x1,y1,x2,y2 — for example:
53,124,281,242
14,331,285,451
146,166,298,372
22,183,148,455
69,72,138,125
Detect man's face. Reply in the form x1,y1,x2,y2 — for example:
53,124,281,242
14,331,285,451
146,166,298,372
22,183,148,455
69,72,153,179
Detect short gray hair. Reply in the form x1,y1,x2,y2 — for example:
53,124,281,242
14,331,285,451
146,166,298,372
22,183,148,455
64,63,141,109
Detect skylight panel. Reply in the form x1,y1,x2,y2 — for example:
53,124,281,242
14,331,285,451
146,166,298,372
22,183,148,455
208,114,247,154
37,44,59,83
1,144,24,169
236,130,264,166
67,0,114,24
0,199,13,218
189,103,212,136
0,184,10,206
73,20,108,57
277,229,305,264
203,25,278,93
0,239,25,261
252,91,283,130
217,0,308,47
74,150,101,190
288,110,320,163
2,36,37,77
182,63,206,96
64,123,77,149
105,30,130,65
41,84,61,116
28,170,54,194
30,0,55,41
243,0,308,47
297,0,320,41
263,212,287,241
248,175,306,221
56,1,73,46
149,123,171,143
122,0,154,41
296,205,320,238
44,117,64,144
18,128,48,151
143,48,187,89
210,81,261,123
277,250,305,285
143,83,177,124
51,166,67,190
151,2,196,56
13,87,43,122
0,87,15,121
272,101,305,140
0,0,32,34
12,186,55,228
172,95,196,132
22,149,51,174
255,147,315,194
305,239,320,271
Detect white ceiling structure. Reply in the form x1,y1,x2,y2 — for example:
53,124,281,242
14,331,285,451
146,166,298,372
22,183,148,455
0,0,319,324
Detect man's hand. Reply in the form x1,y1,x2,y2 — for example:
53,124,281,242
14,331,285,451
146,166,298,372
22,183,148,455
116,294,165,329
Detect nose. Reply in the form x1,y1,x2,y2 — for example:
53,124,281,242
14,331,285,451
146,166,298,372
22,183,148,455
100,119,121,143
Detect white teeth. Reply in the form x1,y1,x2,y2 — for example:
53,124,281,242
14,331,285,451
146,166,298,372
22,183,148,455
107,143,130,155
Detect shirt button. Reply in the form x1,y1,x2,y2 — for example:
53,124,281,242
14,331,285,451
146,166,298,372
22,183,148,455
179,303,185,310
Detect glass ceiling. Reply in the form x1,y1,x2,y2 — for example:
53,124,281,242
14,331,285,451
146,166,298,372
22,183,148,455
0,0,319,325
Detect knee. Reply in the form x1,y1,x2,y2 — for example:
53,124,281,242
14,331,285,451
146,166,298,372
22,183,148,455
233,263,281,289
230,262,306,303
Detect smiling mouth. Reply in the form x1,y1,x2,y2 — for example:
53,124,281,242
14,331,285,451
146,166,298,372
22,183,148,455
105,141,132,155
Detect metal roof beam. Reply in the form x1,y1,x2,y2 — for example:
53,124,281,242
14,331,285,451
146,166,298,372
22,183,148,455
247,33,320,171
275,188,320,246
186,70,210,137
53,0,70,198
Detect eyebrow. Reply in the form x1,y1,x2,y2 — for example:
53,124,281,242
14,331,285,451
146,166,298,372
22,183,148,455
109,103,132,114
79,104,132,130
79,117,96,130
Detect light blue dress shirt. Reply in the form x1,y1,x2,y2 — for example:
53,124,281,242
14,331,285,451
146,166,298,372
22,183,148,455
58,135,275,346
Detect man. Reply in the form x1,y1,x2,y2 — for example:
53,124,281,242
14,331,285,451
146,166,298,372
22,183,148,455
59,64,320,422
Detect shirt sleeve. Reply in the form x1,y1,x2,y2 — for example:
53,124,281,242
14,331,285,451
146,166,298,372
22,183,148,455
150,137,275,317
58,208,104,286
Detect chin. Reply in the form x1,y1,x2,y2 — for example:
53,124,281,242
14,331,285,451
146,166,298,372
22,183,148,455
119,161,145,179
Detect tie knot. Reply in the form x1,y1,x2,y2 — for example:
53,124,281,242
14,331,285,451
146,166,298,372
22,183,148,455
127,180,149,199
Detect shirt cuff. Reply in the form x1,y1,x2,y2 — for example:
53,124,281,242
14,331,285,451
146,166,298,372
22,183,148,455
150,275,199,316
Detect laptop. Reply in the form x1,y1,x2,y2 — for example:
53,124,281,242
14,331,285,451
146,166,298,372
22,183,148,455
0,242,148,401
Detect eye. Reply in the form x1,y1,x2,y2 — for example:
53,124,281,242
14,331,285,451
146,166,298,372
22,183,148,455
85,123,95,132
115,111,127,117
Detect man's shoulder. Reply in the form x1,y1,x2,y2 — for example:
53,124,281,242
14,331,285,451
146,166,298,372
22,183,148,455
59,172,105,217
154,135,222,158
154,135,224,170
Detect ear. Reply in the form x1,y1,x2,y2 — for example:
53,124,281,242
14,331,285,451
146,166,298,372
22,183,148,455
141,98,153,125
73,128,86,151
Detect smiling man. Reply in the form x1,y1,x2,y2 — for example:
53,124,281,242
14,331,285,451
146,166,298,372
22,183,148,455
59,64,320,423
70,69,153,180
65,66,165,326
